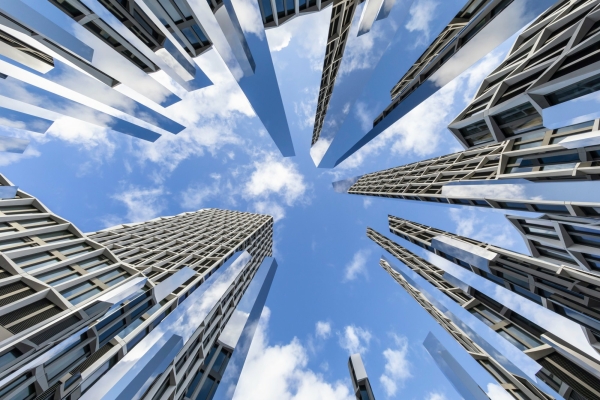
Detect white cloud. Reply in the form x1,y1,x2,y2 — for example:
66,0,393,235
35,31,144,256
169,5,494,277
234,0,265,38
338,325,372,354
363,198,372,209
234,308,354,400
253,200,286,222
338,20,387,77
110,186,167,224
0,145,40,166
486,383,513,400
344,249,370,281
180,175,222,210
132,51,253,180
379,334,412,397
294,88,318,130
426,392,447,400
243,152,308,206
315,321,332,339
266,9,331,70
405,0,439,41
449,208,516,249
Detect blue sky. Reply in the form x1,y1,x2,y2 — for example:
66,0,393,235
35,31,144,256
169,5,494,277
0,1,585,399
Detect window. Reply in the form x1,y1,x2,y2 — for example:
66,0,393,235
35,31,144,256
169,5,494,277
546,73,600,105
13,252,61,272
0,348,22,369
459,120,493,147
17,218,57,228
492,103,543,136
37,267,79,286
45,343,91,382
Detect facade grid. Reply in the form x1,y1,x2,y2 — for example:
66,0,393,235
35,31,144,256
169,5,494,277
378,256,556,400
0,173,274,400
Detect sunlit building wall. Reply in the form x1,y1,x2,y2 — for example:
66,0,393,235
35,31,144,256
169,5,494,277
449,0,600,149
0,173,276,400
376,255,558,399
337,117,600,218
373,233,600,399
0,0,296,156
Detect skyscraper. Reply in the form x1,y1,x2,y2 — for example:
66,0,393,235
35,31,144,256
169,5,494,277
373,233,600,399
336,117,600,217
380,214,600,349
449,0,600,149
348,353,376,400
377,255,557,399
312,0,557,168
0,173,276,400
0,0,296,157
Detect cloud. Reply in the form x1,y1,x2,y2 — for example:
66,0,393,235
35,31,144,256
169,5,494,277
180,174,222,210
426,393,447,400
486,383,513,400
243,152,308,206
235,0,265,38
449,208,516,249
234,308,354,400
405,0,439,43
110,186,167,224
315,321,332,339
132,51,253,180
363,198,372,209
379,334,412,397
266,9,331,70
253,200,286,222
338,21,387,77
344,249,370,281
294,88,318,130
0,145,40,166
338,325,372,354
335,43,507,173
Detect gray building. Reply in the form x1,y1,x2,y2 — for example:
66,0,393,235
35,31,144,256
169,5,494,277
381,214,600,354
312,0,556,168
449,0,600,149
0,173,276,400
378,255,556,400
373,234,600,399
337,116,600,218
348,353,375,400
0,0,296,156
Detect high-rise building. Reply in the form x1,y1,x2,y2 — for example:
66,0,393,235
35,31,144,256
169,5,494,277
336,116,600,217
312,0,556,168
0,0,295,157
0,173,276,400
347,353,375,400
377,255,557,399
380,214,600,350
449,0,600,150
422,332,490,400
374,233,600,399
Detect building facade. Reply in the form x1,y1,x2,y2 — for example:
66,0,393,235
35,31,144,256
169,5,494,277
312,0,556,168
373,232,600,399
0,173,276,400
0,0,296,157
378,255,557,399
347,353,375,400
449,0,600,149
381,214,600,352
339,116,600,217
